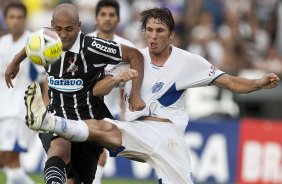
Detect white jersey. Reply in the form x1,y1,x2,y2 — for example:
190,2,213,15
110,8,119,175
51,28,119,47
0,31,32,120
124,45,225,133
88,31,134,118
0,31,44,151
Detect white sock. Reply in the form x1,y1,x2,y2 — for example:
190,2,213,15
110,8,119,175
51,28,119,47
5,167,35,184
51,116,89,142
41,112,56,131
93,165,104,184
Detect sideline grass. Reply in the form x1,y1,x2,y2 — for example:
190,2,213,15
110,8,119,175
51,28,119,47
0,172,156,184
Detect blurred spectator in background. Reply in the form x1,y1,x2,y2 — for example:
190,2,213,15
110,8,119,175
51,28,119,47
186,10,223,67
254,43,282,77
0,2,45,184
275,0,282,55
122,0,161,48
72,0,97,33
0,0,8,36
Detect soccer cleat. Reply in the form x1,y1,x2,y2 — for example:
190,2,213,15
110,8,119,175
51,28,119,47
24,82,47,131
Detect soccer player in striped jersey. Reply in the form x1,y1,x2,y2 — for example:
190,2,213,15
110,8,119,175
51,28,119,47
5,3,145,184
18,7,280,184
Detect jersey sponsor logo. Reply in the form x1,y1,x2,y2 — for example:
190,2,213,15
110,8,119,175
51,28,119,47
152,82,164,93
48,76,83,92
91,40,117,54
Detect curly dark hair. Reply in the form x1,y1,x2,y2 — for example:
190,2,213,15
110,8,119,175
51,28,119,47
140,7,175,32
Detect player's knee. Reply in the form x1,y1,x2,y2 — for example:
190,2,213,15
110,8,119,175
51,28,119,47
48,139,71,164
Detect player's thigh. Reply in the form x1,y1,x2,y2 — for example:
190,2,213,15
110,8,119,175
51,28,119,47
40,133,72,163
105,119,160,161
149,123,193,184
85,119,122,148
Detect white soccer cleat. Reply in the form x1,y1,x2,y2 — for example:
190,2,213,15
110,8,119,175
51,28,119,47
24,82,47,131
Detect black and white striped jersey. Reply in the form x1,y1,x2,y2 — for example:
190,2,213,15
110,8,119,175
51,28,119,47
45,32,122,120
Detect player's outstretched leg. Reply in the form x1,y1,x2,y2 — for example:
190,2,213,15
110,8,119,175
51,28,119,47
24,82,47,131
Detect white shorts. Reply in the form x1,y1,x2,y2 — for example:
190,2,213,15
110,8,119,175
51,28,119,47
0,118,36,152
105,118,195,184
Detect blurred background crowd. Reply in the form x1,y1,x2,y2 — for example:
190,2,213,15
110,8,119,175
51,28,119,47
1,0,282,120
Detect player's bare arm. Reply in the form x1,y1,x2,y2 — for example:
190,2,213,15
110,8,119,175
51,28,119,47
93,69,138,96
214,73,280,93
5,48,27,88
120,44,145,111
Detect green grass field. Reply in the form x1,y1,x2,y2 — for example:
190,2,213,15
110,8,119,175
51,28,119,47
0,172,156,184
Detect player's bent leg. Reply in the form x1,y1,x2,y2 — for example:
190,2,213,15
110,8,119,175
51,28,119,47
34,115,122,148
146,123,194,184
85,118,122,149
24,82,55,131
43,138,71,184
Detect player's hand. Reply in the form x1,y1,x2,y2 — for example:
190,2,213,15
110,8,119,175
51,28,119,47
5,63,20,88
112,69,138,83
129,95,146,111
260,73,280,89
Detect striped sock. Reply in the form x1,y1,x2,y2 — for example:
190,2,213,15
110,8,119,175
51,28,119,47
44,156,66,184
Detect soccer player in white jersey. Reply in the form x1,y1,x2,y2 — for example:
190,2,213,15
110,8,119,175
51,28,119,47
22,7,279,184
88,1,135,183
0,2,44,184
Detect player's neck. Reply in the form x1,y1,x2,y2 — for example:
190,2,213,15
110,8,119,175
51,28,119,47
97,31,114,40
150,45,172,67
12,31,24,42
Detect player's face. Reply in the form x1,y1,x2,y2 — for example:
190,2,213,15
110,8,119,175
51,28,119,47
95,7,119,34
145,18,174,55
51,16,81,51
5,8,26,36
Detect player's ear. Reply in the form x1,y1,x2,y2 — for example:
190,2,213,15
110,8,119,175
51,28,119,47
169,31,175,39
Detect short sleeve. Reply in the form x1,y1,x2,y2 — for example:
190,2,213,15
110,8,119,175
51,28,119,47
176,53,225,89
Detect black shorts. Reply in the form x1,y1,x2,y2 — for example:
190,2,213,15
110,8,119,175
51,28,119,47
39,132,104,184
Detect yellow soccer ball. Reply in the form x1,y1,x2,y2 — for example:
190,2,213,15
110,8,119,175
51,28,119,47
25,28,62,66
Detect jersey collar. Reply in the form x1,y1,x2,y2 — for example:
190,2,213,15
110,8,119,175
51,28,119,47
68,31,81,54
